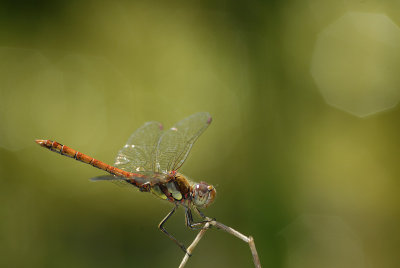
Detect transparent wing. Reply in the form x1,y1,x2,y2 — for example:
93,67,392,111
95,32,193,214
91,173,168,188
114,121,163,172
155,112,212,173
91,175,133,188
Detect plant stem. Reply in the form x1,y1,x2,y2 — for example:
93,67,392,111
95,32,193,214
178,218,261,268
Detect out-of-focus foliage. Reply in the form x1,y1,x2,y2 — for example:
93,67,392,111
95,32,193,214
1,1,400,267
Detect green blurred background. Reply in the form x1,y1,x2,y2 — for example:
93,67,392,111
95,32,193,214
1,1,400,267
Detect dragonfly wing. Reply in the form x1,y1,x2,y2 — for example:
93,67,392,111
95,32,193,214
91,175,121,181
114,121,163,172
91,173,168,188
155,112,212,173
91,175,133,188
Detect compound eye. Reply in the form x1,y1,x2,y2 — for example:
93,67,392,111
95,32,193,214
192,182,216,208
196,183,208,196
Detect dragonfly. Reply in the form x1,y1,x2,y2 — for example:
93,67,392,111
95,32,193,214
35,112,216,255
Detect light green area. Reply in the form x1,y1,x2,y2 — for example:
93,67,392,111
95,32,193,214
1,1,400,268
151,185,167,200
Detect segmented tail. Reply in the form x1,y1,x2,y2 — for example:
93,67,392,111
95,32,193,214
35,139,149,190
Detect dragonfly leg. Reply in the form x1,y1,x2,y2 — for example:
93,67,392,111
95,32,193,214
194,207,216,222
158,205,191,256
185,207,212,230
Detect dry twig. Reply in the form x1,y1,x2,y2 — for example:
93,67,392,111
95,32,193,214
179,218,261,268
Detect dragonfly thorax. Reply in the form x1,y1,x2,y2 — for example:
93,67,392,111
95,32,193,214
191,181,216,208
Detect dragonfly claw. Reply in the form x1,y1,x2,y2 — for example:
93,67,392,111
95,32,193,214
183,248,192,257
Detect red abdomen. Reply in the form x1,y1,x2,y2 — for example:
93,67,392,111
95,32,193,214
35,139,141,179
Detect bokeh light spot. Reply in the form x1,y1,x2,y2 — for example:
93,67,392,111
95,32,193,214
311,12,400,117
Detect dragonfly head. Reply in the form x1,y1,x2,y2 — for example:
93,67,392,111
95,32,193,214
192,182,216,208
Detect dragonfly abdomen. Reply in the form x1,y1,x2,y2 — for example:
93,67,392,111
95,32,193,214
35,139,133,178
